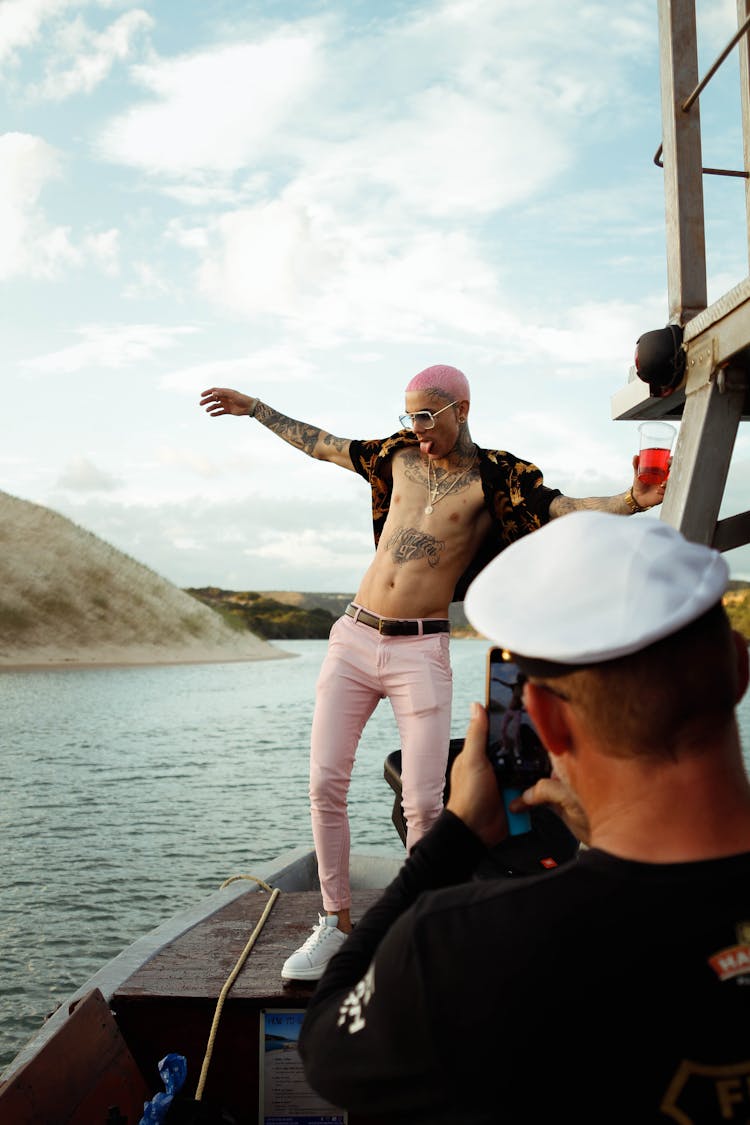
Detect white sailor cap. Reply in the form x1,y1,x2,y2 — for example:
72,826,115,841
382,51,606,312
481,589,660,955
465,511,729,674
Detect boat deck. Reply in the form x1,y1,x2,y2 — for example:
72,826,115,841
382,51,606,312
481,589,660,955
112,887,385,1123
115,888,376,1003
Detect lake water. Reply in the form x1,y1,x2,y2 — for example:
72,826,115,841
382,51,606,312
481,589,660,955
2,637,750,1072
0,637,490,1070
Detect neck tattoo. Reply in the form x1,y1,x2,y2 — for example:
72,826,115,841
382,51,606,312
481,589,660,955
425,452,476,515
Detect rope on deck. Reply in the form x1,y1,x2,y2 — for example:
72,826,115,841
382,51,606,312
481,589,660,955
195,877,281,1102
219,873,275,891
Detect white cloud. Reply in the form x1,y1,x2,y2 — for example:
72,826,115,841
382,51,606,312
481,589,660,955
155,446,222,478
57,454,121,491
327,89,569,220
192,195,666,370
196,199,343,322
83,227,120,274
195,200,507,344
31,9,153,99
24,323,199,373
44,492,374,589
0,0,71,66
122,261,172,298
0,133,124,281
525,297,668,371
245,527,372,574
160,345,318,394
0,132,75,279
95,0,649,204
505,409,640,486
99,30,324,176
87,0,659,354
699,0,742,51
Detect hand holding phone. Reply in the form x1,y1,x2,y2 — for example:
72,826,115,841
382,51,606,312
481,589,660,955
486,648,550,835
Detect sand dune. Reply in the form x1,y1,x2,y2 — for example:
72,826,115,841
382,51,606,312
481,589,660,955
0,491,286,667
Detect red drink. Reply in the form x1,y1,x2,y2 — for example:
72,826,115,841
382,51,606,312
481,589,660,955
638,446,670,485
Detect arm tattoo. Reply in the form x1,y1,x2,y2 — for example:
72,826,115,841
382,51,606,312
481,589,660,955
386,527,445,567
321,433,349,453
254,402,325,457
550,494,630,518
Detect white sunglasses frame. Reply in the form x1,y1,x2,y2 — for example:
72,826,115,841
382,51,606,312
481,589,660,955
399,399,459,430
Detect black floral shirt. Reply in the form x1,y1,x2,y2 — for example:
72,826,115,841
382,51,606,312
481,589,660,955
349,430,562,602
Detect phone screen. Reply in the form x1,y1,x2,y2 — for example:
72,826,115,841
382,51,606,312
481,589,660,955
486,648,550,835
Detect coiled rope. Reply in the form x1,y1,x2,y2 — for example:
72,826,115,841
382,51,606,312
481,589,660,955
195,875,281,1102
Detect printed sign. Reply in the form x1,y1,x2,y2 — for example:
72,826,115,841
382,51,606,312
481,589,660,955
259,1009,347,1125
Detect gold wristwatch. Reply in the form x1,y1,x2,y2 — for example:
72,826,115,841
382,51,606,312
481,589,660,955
624,487,645,514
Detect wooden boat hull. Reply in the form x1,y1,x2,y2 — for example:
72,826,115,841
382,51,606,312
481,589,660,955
0,848,402,1125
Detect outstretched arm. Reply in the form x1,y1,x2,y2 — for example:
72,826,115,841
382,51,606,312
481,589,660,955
548,454,666,518
199,386,355,470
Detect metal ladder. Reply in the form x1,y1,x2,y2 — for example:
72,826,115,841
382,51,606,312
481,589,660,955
611,0,750,551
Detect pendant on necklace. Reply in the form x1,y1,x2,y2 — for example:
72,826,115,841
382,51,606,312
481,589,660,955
424,504,433,515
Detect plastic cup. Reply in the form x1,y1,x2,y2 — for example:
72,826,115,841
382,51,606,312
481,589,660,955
637,420,676,486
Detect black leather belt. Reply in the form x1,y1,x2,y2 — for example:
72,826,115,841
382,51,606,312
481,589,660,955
345,603,450,636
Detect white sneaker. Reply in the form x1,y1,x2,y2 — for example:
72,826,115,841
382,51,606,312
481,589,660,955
281,913,348,982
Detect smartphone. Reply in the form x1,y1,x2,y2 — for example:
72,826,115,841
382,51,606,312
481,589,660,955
486,647,550,835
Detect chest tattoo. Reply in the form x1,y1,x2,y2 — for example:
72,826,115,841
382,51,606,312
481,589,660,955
401,452,429,486
386,527,445,567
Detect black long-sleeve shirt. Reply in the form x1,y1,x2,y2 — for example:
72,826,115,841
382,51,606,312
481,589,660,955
299,811,750,1124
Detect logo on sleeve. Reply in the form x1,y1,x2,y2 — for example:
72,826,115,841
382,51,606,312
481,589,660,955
336,962,375,1035
708,922,750,983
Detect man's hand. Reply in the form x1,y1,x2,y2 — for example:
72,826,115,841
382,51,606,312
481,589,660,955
509,776,591,846
631,453,668,510
200,387,258,417
446,703,508,847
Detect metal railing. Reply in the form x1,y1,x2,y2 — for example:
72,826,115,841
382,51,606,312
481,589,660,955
653,11,750,178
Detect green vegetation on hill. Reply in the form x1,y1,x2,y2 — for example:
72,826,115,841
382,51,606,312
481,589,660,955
187,588,340,639
724,584,750,641
188,583,750,643
187,588,475,638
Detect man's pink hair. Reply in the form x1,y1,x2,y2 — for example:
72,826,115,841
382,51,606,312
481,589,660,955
405,364,470,403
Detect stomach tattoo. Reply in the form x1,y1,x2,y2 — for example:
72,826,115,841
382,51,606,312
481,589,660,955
386,527,445,567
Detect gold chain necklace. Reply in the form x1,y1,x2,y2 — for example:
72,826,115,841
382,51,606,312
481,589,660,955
425,453,476,515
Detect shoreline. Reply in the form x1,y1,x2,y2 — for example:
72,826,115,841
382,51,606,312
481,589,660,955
0,633,485,673
0,647,295,673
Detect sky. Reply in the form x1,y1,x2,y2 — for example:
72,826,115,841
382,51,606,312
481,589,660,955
3,0,750,594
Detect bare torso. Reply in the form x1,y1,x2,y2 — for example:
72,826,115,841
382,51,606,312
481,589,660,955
354,446,492,618
199,387,651,626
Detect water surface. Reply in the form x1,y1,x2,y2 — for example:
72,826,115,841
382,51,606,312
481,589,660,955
2,637,749,1069
0,638,487,1066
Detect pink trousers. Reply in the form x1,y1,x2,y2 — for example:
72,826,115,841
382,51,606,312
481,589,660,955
310,610,453,912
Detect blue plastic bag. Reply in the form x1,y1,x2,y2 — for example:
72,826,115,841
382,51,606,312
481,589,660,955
139,1053,188,1124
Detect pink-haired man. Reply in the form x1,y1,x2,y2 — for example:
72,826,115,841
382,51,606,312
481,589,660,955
200,365,665,979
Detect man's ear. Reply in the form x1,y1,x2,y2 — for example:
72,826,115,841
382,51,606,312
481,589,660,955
523,681,575,761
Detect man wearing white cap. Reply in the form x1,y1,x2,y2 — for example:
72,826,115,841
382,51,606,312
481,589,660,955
201,371,665,982
299,512,750,1123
